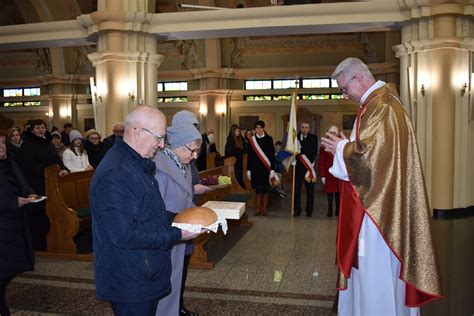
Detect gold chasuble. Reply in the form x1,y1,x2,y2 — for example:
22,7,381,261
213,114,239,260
336,83,443,307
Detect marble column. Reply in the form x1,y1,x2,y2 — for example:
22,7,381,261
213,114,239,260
394,2,474,210
80,0,164,136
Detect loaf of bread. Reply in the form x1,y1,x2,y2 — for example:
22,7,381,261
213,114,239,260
173,207,218,226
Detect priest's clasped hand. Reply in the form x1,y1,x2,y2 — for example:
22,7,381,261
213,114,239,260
321,131,347,155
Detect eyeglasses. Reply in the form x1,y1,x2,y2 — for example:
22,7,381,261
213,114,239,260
340,75,357,94
136,127,167,144
184,144,201,156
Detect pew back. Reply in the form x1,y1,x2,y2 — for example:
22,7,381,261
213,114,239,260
44,165,93,254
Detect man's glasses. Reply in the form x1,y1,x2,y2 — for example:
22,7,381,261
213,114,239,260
340,75,357,94
184,144,201,156
136,127,167,144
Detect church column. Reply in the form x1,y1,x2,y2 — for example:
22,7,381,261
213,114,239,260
394,2,473,211
79,0,164,136
196,38,231,154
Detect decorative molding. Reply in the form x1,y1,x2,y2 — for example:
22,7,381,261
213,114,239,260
176,40,204,70
0,51,36,66
248,34,360,48
157,42,180,57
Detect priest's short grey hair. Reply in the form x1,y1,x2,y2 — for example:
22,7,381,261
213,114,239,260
332,58,374,82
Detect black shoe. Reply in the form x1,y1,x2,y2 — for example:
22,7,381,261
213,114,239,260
180,307,199,316
293,211,301,217
327,211,333,217
306,213,312,217
336,209,339,216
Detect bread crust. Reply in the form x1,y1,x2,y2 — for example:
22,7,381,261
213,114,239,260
173,207,217,226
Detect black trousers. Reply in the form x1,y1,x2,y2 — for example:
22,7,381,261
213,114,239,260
26,204,49,251
327,192,340,212
0,278,13,316
293,166,315,215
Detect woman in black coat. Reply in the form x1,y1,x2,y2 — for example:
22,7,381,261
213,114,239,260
0,130,36,316
246,120,275,216
225,124,245,189
14,119,69,250
83,129,107,169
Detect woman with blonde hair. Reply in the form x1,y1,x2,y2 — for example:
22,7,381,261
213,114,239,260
6,126,22,156
84,129,107,169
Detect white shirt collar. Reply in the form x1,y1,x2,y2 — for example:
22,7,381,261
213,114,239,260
360,80,385,105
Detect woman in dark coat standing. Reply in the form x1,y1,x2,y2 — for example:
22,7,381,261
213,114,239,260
246,120,275,216
83,129,107,169
14,119,69,250
225,124,246,189
0,130,36,316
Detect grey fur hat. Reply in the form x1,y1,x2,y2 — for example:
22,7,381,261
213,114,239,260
171,110,199,126
167,122,202,149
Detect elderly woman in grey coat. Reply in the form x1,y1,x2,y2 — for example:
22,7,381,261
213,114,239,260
153,119,203,316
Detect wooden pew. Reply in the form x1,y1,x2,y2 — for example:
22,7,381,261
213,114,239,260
206,152,216,169
38,165,93,261
190,156,253,269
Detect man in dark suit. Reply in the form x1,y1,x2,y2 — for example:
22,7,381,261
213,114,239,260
293,122,318,217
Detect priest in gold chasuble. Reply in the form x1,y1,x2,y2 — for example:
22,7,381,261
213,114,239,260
322,58,442,316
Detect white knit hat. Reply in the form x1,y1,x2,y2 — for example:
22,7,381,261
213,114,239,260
69,130,82,142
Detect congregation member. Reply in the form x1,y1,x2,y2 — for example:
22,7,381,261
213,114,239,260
103,122,125,151
247,120,276,216
318,125,340,217
62,130,93,172
293,122,318,217
153,117,203,316
83,129,107,169
50,131,67,159
243,129,253,153
0,130,37,316
15,119,69,250
168,110,211,316
60,122,73,146
6,126,22,156
273,141,287,198
203,128,218,154
225,124,246,189
90,105,202,315
171,110,213,196
194,132,208,172
321,57,442,315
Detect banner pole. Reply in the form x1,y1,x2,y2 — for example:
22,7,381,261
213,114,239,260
291,160,296,216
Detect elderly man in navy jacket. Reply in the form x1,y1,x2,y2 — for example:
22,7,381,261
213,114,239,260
90,105,202,315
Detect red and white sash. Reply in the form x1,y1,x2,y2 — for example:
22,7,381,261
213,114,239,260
249,135,271,171
249,135,280,185
297,154,317,183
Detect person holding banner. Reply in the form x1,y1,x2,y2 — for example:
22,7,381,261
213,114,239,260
321,57,442,315
293,122,318,217
247,120,276,216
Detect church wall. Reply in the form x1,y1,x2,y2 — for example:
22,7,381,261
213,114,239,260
470,121,474,206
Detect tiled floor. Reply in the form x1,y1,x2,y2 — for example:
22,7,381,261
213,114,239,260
6,186,474,315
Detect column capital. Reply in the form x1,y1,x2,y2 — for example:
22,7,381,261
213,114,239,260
77,11,154,37
88,51,164,67
398,1,469,19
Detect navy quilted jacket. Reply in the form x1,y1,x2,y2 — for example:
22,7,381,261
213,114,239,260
90,137,181,303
